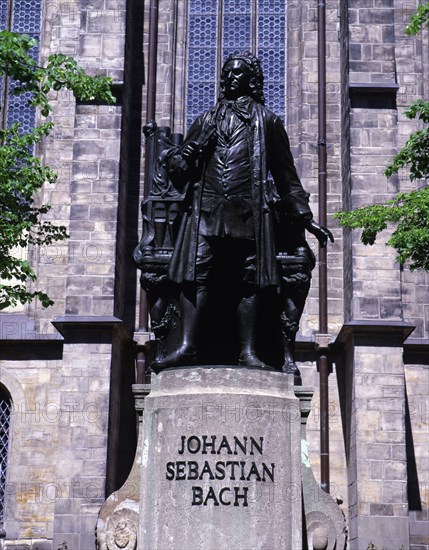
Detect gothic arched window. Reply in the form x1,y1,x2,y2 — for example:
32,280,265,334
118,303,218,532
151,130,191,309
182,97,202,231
0,385,12,526
187,0,286,127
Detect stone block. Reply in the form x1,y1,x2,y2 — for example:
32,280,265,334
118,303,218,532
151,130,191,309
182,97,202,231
70,204,89,221
53,514,78,534
380,412,405,431
87,11,125,34
415,510,429,521
370,461,383,480
359,9,393,24
382,386,405,397
374,430,405,444
356,412,380,431
356,296,380,319
391,443,407,461
73,140,105,161
79,34,102,58
382,480,407,503
384,460,407,481
97,114,121,130
357,479,382,502
350,24,384,45
357,373,403,388
365,444,392,460
380,298,403,319
367,398,404,413
106,0,126,9
370,503,394,516
382,25,395,42
351,0,375,6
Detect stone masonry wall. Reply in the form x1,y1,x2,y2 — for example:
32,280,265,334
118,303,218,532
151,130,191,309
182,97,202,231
395,0,429,341
0,1,127,547
346,341,409,550
1,361,62,541
347,0,429,329
393,10,429,541
0,334,117,549
348,0,402,323
343,1,429,548
349,108,402,321
28,0,125,332
51,340,112,550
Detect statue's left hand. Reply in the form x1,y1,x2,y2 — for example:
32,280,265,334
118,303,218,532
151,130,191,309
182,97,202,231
305,219,334,248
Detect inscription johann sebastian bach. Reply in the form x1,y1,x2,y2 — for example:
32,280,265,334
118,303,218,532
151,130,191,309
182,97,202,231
165,435,275,507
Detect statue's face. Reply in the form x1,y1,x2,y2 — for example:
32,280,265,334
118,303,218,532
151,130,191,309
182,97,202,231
223,59,251,99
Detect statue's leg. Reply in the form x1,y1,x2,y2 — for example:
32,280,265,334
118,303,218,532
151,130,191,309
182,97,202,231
280,297,299,371
152,234,212,372
280,290,307,385
281,315,301,384
151,285,206,371
237,293,267,368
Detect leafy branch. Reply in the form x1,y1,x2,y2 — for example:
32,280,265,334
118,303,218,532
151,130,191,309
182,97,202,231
384,99,429,181
335,187,429,271
0,30,115,115
405,2,429,35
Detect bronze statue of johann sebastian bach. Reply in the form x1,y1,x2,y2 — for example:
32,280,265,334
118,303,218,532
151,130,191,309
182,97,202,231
134,52,333,378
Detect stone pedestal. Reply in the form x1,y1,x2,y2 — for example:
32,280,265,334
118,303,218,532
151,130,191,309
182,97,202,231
96,368,347,550
139,367,302,549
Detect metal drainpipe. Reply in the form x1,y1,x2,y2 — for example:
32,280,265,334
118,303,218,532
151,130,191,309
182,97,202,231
136,0,159,384
317,0,330,493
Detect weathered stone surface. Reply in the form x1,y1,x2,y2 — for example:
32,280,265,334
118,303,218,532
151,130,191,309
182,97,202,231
139,368,302,550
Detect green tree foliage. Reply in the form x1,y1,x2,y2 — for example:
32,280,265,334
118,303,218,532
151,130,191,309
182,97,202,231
405,2,429,36
0,31,115,309
384,99,429,181
336,188,429,271
335,4,429,271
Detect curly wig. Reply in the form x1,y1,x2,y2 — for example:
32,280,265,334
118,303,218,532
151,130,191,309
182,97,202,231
218,51,265,105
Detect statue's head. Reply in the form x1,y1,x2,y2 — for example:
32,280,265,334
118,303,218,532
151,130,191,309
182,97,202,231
219,52,265,104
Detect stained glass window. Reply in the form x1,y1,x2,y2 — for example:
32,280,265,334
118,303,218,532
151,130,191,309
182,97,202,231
187,0,218,128
0,0,42,133
186,0,286,127
223,1,252,58
257,0,285,116
0,386,11,526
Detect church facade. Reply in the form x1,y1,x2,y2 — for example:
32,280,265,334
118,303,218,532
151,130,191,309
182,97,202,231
0,0,427,548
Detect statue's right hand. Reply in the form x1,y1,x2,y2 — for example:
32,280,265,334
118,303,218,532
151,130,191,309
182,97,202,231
181,141,199,161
